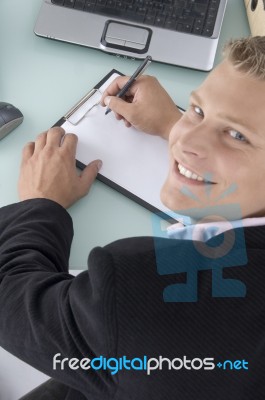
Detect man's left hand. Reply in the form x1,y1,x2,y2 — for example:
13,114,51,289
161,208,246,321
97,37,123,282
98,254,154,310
18,127,102,208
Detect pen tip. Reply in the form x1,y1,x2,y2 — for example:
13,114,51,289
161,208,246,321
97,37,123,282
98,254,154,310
105,108,111,115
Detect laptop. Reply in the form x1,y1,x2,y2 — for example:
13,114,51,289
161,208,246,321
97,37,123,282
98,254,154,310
34,0,227,71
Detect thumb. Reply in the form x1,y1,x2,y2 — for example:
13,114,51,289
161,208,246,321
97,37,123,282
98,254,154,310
104,96,131,118
79,159,102,194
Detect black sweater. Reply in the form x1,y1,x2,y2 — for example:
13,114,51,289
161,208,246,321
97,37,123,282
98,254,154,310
0,199,264,399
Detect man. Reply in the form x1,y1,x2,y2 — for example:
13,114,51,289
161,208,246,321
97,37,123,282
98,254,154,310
1,37,265,399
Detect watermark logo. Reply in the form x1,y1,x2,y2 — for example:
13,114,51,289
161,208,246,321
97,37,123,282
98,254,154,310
152,182,248,302
52,353,248,375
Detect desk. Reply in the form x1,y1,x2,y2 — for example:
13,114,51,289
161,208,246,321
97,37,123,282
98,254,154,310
0,0,249,270
0,1,250,399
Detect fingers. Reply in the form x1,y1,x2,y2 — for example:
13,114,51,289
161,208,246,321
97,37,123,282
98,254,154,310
33,127,66,155
32,128,76,156
61,133,78,158
101,74,153,107
103,96,132,119
46,126,65,147
79,159,103,194
34,131,48,153
100,76,135,106
21,141,35,164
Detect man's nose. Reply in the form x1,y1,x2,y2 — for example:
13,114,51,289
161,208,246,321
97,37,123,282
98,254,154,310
177,124,217,159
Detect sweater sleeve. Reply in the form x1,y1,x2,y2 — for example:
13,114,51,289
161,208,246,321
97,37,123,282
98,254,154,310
0,199,117,399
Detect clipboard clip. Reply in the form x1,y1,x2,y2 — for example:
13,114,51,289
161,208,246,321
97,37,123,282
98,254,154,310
64,88,102,126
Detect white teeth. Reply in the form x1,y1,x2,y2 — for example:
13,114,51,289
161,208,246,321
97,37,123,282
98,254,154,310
177,163,205,182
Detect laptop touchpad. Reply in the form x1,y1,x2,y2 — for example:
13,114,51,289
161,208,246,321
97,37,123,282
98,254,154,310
101,21,152,54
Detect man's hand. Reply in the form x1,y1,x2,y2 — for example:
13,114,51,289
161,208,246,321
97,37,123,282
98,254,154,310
100,75,182,140
18,127,102,209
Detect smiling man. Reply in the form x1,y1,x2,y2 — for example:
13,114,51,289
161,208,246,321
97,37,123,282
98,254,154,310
162,58,265,219
0,37,265,400
103,38,265,220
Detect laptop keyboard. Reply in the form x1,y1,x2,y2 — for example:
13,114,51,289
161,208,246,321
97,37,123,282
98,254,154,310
51,0,221,37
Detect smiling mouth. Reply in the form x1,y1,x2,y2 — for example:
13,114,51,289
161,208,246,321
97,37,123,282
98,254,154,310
177,162,216,184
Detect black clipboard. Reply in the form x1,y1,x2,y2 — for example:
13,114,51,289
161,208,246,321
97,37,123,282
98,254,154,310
53,69,178,221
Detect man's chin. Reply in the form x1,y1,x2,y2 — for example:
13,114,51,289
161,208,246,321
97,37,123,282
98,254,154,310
160,185,233,222
160,184,191,214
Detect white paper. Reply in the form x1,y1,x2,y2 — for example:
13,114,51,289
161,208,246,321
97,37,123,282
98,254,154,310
62,73,174,218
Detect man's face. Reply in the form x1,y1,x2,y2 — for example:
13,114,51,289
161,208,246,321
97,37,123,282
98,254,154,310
161,60,265,219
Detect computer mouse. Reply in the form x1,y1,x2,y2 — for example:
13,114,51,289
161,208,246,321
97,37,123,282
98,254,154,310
0,102,24,140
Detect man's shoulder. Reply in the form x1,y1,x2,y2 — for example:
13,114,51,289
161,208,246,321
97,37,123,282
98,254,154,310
98,236,184,266
104,236,155,256
88,237,158,274
88,236,171,285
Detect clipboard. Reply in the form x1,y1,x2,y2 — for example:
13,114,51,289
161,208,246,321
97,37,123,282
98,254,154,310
54,69,178,221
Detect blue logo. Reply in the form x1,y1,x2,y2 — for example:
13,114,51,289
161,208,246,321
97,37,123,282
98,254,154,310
152,184,248,302
216,359,249,370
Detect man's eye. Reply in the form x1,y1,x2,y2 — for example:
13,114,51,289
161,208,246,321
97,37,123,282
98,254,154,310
193,106,204,117
229,129,247,142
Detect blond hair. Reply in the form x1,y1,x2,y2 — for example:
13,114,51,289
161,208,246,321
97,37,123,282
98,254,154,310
223,36,265,79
